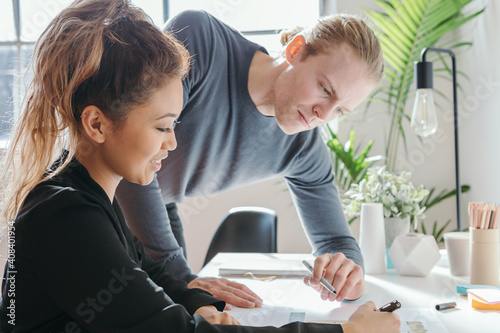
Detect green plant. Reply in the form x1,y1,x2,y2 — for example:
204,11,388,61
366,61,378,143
419,219,452,243
421,184,470,211
324,125,383,194
363,0,484,171
343,166,429,220
414,185,470,240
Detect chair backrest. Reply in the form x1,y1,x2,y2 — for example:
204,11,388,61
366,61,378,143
203,206,277,266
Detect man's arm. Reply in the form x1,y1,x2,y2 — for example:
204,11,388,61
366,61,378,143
116,176,197,282
285,130,364,301
287,177,365,301
285,131,363,265
286,177,363,265
116,174,263,309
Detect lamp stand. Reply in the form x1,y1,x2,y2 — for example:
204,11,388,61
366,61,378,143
419,47,461,231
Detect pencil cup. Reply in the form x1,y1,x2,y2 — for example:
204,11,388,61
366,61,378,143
359,203,386,274
470,228,500,286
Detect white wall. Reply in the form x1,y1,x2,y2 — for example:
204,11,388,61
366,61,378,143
179,179,311,274
335,0,500,232
459,0,500,205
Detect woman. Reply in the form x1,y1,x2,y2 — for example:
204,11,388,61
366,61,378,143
0,0,399,332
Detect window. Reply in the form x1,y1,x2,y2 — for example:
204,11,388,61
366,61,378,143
0,0,168,147
168,0,320,55
0,1,324,145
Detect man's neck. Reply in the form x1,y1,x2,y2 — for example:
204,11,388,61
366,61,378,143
247,50,288,117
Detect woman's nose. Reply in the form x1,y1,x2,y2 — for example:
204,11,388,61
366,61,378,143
162,133,177,151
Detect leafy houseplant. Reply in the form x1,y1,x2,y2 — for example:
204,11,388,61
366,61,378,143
343,166,429,224
328,0,481,237
362,0,484,171
324,126,382,195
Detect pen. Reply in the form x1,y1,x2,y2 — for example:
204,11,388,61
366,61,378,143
435,302,456,311
302,260,337,294
379,300,401,312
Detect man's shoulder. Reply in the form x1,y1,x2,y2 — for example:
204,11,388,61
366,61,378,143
164,10,248,47
163,10,215,34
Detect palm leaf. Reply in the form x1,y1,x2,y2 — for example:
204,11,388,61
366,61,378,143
362,0,484,171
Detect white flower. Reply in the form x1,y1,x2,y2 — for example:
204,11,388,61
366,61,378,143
343,166,428,220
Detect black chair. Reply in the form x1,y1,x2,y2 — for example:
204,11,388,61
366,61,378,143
203,206,277,266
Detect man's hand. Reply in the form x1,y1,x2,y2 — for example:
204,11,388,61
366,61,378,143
303,253,364,302
193,305,241,325
188,277,263,310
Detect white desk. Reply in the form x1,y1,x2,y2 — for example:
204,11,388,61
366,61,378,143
199,253,499,333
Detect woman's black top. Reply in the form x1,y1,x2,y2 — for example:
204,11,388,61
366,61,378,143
0,159,340,332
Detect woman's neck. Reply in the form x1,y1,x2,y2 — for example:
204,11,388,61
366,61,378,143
75,148,121,203
247,51,288,117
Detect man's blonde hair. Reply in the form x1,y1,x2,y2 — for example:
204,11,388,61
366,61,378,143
281,13,384,84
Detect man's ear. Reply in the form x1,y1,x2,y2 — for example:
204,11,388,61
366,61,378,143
80,106,112,144
285,35,306,63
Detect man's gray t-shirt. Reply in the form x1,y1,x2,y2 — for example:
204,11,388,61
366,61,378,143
116,10,362,282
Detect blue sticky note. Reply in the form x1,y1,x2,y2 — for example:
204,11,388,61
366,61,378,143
457,284,500,296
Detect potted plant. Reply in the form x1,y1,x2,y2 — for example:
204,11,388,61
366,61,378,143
343,166,429,250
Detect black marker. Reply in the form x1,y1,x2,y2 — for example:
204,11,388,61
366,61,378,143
379,300,401,312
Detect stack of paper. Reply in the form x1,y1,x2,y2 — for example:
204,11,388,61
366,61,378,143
218,258,309,278
467,288,500,310
456,284,500,296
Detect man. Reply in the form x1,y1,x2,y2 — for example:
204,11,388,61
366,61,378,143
116,9,383,308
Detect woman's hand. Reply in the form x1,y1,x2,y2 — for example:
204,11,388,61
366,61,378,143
341,301,400,333
193,305,241,325
303,253,365,302
188,277,263,310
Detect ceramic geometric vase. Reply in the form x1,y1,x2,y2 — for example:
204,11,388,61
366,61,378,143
389,233,440,277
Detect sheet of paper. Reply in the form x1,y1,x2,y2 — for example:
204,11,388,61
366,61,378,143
215,256,448,332
226,293,449,333
226,292,381,327
398,308,449,333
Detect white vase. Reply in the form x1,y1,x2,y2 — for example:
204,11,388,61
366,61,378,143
389,234,440,276
359,203,386,274
385,216,411,248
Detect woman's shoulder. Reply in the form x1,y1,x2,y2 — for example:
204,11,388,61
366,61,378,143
16,178,105,231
